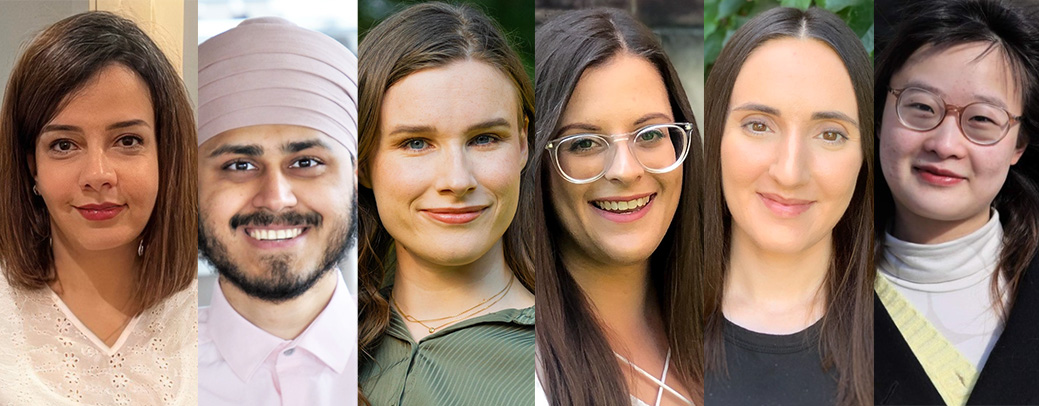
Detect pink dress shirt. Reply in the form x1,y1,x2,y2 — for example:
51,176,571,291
199,273,357,406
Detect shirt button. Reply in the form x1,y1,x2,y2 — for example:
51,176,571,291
283,348,295,356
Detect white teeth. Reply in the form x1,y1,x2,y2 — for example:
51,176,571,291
593,196,651,212
248,228,303,241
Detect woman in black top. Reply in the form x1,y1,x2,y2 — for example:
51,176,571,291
703,7,873,405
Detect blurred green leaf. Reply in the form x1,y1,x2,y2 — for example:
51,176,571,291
861,24,874,56
780,0,812,10
719,0,747,19
705,1,719,38
820,0,865,12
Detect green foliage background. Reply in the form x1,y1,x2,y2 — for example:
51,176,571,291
705,0,874,76
359,0,534,80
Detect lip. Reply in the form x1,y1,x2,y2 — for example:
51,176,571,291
242,225,310,249
588,192,656,223
914,165,966,186
758,192,814,218
421,206,488,224
74,203,125,221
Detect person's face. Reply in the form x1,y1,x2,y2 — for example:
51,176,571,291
199,125,356,302
367,60,527,267
880,42,1025,235
548,53,681,267
32,64,158,253
721,38,862,255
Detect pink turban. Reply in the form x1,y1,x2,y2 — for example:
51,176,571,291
198,17,357,156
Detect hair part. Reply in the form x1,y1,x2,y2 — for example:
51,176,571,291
874,0,1039,321
703,7,874,405
0,11,197,314
533,8,705,405
355,3,534,405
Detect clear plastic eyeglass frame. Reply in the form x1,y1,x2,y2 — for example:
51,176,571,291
544,122,693,184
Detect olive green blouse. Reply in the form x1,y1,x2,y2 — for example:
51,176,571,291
359,305,535,406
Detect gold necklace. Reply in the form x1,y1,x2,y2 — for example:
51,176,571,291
394,276,514,334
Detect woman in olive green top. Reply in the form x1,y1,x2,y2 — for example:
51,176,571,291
356,2,535,406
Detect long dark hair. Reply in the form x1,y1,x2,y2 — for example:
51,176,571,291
0,11,197,314
533,8,704,405
356,2,535,405
875,0,1039,318
703,7,874,406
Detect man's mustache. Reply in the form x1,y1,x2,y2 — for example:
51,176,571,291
229,211,322,230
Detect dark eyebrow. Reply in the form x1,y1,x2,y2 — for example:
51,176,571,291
41,119,151,134
283,139,330,153
208,144,263,157
386,124,436,137
901,80,1012,110
731,103,781,116
812,111,859,126
555,113,673,137
633,112,673,127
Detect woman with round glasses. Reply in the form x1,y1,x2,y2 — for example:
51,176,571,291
357,3,535,405
875,0,1039,404
533,8,702,406
703,7,872,405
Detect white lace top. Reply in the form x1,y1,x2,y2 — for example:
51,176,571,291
0,278,198,405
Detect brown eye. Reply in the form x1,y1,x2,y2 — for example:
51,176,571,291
751,123,767,132
822,131,840,141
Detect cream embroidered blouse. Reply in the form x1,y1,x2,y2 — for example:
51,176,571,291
0,277,198,405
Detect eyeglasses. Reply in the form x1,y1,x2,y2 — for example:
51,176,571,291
544,123,692,184
890,87,1022,145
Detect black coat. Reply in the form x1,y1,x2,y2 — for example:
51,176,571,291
875,254,1039,405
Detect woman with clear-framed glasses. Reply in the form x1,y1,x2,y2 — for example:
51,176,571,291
703,6,873,406
874,0,1039,404
532,8,703,406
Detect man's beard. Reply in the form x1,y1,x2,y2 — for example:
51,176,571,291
199,201,357,304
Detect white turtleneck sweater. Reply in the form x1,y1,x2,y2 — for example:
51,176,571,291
878,210,1007,370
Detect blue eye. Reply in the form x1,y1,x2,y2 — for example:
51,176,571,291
471,134,500,146
403,139,429,151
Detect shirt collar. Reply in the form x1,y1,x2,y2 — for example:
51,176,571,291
207,271,356,381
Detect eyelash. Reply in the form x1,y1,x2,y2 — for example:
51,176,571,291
47,134,144,155
742,120,773,135
222,160,257,172
397,134,504,152
816,130,849,146
289,156,325,169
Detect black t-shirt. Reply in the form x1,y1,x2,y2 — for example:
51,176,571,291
705,318,838,406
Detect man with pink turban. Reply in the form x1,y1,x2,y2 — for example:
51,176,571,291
196,17,358,405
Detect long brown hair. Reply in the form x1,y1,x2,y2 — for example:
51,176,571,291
0,11,197,313
703,7,874,406
356,3,534,404
875,0,1039,318
533,8,704,405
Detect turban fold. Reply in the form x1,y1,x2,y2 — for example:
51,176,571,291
198,17,357,156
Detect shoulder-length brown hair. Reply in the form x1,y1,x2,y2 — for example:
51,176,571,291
0,11,197,313
533,8,704,405
703,7,873,406
356,2,534,404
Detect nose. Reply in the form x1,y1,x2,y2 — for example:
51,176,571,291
252,170,298,211
434,145,478,196
81,147,116,191
768,132,810,188
603,139,644,184
921,115,969,159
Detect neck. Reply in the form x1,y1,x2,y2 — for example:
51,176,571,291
220,269,337,340
392,240,514,319
50,231,138,313
723,227,829,333
892,206,991,244
561,240,657,341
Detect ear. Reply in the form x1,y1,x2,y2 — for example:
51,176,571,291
519,116,530,171
1011,140,1027,165
27,154,37,179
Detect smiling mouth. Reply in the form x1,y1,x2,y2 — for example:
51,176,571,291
245,227,307,241
590,194,655,214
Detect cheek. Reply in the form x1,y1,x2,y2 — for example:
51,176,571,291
719,133,763,208
471,150,523,198
815,149,862,209
370,155,429,213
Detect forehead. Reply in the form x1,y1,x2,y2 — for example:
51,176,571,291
730,38,857,118
561,53,670,126
893,42,1022,110
380,60,520,133
51,63,153,125
200,124,347,157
